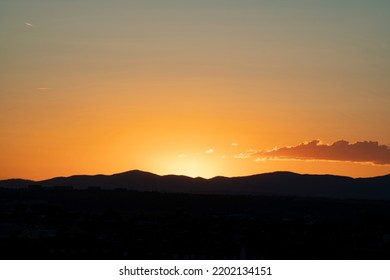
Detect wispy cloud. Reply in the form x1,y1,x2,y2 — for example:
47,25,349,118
205,149,214,154
25,22,34,27
236,140,390,165
234,150,257,159
36,87,51,91
231,143,238,146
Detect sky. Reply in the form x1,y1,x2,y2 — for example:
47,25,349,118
1,0,390,180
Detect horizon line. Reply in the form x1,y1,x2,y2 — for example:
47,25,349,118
2,169,390,182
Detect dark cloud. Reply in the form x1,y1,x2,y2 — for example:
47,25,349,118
239,140,390,165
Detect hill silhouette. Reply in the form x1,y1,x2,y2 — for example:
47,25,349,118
2,171,390,260
1,170,390,200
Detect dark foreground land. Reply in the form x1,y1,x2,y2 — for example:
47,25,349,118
1,188,390,259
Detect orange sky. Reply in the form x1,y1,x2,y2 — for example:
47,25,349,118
1,1,390,180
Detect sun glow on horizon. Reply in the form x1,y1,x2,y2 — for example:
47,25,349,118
154,153,225,179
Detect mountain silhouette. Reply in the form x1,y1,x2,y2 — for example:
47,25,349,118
1,170,390,200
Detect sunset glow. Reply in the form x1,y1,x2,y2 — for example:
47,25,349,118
1,0,390,180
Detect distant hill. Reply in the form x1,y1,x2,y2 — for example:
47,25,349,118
1,170,390,200
0,178,35,189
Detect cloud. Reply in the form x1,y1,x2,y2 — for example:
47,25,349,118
25,22,34,27
231,143,238,146
177,154,186,158
234,150,257,159
36,87,51,90
237,140,390,165
205,149,214,154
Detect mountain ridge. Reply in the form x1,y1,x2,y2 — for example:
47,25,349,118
1,170,390,200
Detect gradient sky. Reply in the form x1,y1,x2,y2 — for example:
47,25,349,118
1,0,390,180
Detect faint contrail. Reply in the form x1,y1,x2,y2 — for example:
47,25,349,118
25,22,34,27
